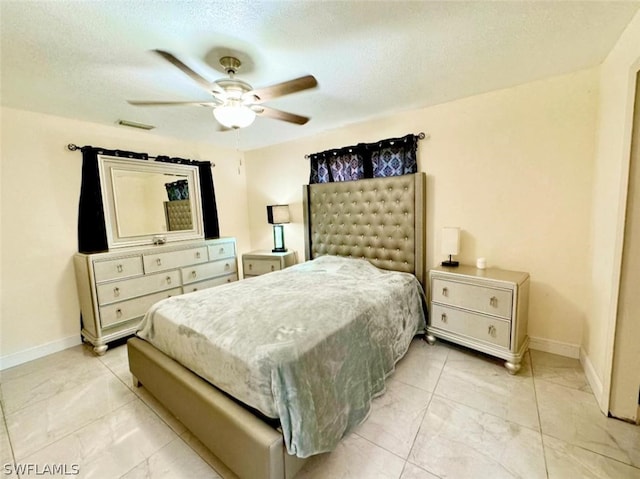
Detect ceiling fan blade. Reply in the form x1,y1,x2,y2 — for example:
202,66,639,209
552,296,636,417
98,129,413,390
152,49,223,94
128,100,219,107
256,105,310,125
249,75,317,103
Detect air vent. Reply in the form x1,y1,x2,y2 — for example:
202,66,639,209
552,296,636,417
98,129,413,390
117,119,155,130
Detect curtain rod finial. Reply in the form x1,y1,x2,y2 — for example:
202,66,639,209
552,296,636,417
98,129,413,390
67,143,79,151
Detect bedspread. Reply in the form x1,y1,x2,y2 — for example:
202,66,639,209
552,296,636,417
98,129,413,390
136,255,426,457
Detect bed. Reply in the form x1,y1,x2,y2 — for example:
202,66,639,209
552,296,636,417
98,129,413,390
127,172,426,479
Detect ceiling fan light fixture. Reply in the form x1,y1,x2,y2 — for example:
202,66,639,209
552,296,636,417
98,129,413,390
213,103,256,129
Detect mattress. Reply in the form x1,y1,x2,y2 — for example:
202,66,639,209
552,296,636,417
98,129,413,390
136,255,426,457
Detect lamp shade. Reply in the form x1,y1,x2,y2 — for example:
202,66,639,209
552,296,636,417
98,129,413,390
213,103,256,129
441,227,460,255
266,205,290,224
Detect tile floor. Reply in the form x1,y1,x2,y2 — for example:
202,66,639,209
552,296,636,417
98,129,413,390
1,338,639,478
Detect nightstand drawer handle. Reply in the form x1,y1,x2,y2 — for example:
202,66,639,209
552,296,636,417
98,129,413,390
249,263,253,270
195,251,201,259
116,264,123,273
488,325,497,337
441,313,447,323
156,258,162,266
219,247,225,254
166,276,172,285
191,271,197,278
225,263,230,270
113,287,120,297
116,308,122,318
271,265,275,271
490,296,498,307
442,287,448,296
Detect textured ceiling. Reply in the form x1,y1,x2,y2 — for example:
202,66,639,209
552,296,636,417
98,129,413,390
1,1,638,151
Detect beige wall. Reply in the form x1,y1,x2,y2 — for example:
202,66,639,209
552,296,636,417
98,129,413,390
245,68,599,350
0,107,251,362
586,11,640,410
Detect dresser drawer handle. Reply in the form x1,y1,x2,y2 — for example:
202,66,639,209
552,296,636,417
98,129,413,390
113,287,120,297
116,264,123,273
271,265,275,271
249,263,253,270
191,271,197,278
442,287,448,297
166,276,172,285
488,325,497,337
195,251,201,259
225,263,230,270
192,288,198,292
116,308,122,318
156,258,162,266
490,296,498,307
226,278,232,283
441,313,447,323
219,247,225,254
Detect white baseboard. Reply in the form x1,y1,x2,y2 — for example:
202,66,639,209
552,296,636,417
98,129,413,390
580,347,606,412
528,336,581,359
0,335,82,371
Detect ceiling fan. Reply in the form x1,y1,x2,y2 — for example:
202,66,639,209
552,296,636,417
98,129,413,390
128,50,318,129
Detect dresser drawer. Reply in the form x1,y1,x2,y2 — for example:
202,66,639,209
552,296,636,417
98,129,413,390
208,241,236,260
96,270,180,305
99,287,182,328
243,258,281,276
143,246,208,273
93,256,143,283
181,258,237,285
183,273,238,293
432,278,513,319
431,304,511,349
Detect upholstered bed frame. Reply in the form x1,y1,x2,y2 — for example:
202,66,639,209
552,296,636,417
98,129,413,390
127,172,426,479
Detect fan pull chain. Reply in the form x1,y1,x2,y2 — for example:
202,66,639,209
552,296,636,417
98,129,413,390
235,128,242,175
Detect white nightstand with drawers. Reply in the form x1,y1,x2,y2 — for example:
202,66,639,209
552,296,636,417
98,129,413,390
242,250,297,278
426,265,530,374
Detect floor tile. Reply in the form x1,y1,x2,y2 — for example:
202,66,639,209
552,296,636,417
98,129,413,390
0,346,108,415
409,395,547,479
354,376,431,458
6,372,136,460
536,379,640,468
393,338,448,393
400,462,441,479
1,416,14,476
19,399,177,479
121,437,222,478
530,349,592,392
544,434,640,479
0,344,97,383
296,433,406,479
433,347,539,430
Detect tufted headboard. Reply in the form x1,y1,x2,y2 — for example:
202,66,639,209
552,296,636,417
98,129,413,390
303,173,426,286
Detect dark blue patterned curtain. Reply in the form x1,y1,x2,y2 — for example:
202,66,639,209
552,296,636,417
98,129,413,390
308,134,417,184
369,135,418,178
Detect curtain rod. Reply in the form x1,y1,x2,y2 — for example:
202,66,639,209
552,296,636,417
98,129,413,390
66,144,215,167
303,132,427,159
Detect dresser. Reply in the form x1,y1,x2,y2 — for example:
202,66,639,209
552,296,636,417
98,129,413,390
242,250,297,278
74,237,237,355
426,265,530,374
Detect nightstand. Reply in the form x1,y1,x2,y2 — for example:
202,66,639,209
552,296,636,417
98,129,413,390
426,265,530,374
242,250,297,278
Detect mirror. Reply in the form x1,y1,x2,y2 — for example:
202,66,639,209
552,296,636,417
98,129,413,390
98,155,204,248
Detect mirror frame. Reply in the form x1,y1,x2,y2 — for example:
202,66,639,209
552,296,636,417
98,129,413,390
98,155,205,248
